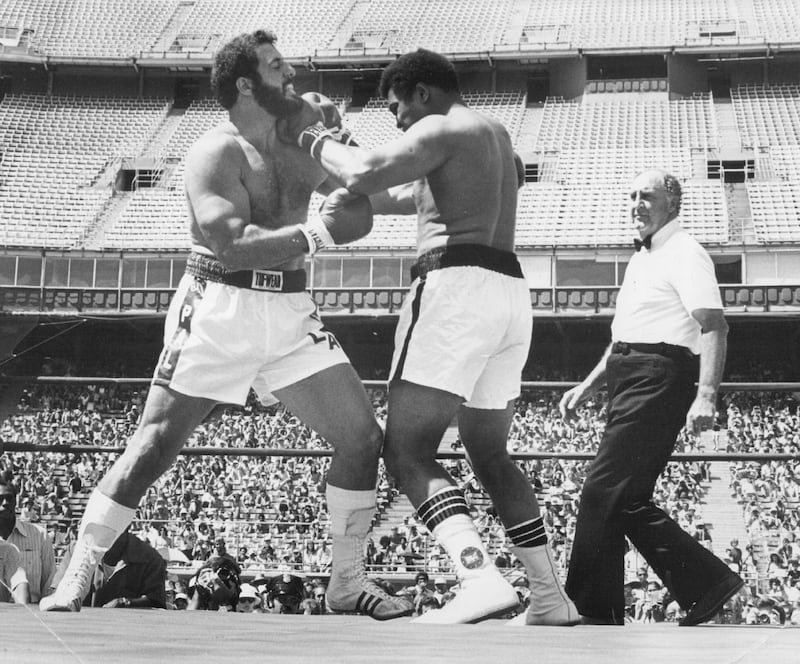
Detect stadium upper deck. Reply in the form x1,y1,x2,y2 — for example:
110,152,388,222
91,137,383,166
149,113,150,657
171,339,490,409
0,0,799,315
2,0,800,61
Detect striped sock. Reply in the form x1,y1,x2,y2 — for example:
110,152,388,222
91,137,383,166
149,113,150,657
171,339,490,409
506,517,548,548
416,486,470,531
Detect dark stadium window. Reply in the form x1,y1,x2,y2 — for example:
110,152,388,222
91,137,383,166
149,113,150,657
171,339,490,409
372,258,402,287
525,163,539,183
352,75,380,107
118,169,160,190
342,258,370,287
587,55,666,79
44,258,70,287
400,258,414,287
555,259,616,286
312,258,342,287
617,260,630,285
0,256,15,285
146,260,171,288
171,258,187,288
121,258,147,288
68,259,93,288
174,79,201,109
712,255,742,284
94,259,119,287
16,257,42,286
526,74,549,103
706,160,754,183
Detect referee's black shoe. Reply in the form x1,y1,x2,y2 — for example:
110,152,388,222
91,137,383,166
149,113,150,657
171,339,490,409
679,575,744,626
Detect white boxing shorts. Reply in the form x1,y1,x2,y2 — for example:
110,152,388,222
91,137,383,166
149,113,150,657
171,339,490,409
153,254,349,406
390,245,532,409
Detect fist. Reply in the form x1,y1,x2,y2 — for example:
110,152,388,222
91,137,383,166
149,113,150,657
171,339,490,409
277,93,341,145
301,92,342,129
317,188,373,245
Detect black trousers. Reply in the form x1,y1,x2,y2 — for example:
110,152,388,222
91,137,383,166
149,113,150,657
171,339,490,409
565,349,737,624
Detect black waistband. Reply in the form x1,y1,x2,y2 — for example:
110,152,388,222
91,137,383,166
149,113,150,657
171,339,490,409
611,341,695,361
185,252,306,293
410,244,524,281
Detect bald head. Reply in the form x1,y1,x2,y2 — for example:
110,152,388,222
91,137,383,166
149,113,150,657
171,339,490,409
629,169,682,240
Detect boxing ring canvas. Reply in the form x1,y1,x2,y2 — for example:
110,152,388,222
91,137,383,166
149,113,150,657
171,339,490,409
2,606,799,664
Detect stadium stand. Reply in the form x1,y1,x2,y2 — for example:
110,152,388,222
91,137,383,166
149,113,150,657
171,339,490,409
731,85,800,149
1,0,800,635
0,94,170,248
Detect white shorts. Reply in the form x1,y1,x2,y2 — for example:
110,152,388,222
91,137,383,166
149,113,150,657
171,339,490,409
153,274,349,406
390,264,532,409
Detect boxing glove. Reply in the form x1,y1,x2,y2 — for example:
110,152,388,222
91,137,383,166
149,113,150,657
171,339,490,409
299,188,373,254
277,92,341,145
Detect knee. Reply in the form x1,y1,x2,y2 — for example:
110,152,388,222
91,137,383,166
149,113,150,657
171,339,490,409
474,451,514,481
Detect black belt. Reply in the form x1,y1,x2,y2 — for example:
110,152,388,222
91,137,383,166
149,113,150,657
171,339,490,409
410,244,524,281
611,341,695,361
186,252,306,292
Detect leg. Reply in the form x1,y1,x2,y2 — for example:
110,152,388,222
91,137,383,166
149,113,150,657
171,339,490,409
384,381,518,624
275,363,382,491
42,386,214,611
382,379,462,505
274,364,412,620
459,403,578,626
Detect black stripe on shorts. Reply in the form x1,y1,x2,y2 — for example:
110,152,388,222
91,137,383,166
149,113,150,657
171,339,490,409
391,278,426,382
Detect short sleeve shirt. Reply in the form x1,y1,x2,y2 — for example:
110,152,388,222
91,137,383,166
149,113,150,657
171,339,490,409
611,220,722,354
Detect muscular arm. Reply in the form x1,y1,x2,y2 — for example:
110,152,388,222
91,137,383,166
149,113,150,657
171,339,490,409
314,116,451,199
686,308,728,434
185,137,309,270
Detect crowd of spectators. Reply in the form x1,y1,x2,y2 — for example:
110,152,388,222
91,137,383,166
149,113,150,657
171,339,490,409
2,378,799,623
722,391,800,624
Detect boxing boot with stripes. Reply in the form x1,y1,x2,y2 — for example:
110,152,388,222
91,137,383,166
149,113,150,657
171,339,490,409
326,532,414,620
507,544,581,626
411,487,519,625
324,484,413,620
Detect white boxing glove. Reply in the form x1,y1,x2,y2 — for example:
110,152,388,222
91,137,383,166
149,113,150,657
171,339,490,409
299,188,373,254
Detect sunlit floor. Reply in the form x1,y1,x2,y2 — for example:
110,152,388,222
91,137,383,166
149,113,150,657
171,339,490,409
3,606,800,664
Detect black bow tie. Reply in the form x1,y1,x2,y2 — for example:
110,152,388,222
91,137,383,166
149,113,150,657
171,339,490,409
633,235,652,251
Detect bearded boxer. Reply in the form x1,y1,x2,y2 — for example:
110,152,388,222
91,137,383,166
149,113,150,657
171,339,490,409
42,29,412,621
282,48,578,625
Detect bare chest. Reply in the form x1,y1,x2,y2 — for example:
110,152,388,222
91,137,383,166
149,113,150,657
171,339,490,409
241,143,325,227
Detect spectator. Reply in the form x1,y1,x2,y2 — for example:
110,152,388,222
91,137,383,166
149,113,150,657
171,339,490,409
53,531,166,609
187,556,242,611
0,478,56,604
235,583,261,613
173,591,189,610
264,573,304,614
0,540,29,603
432,577,454,609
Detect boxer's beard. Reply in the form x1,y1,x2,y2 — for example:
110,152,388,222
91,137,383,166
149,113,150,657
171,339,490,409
252,76,303,118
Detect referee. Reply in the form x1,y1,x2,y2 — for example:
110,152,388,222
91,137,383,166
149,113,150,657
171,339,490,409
559,169,744,626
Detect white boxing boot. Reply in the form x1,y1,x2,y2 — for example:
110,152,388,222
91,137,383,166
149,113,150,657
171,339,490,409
507,545,580,626
40,490,134,612
412,513,518,625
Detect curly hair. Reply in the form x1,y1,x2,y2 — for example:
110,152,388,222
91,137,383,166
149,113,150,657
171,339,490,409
211,30,277,109
379,48,459,101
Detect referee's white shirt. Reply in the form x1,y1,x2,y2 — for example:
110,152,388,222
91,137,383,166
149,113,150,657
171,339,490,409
611,219,722,355
0,519,56,602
